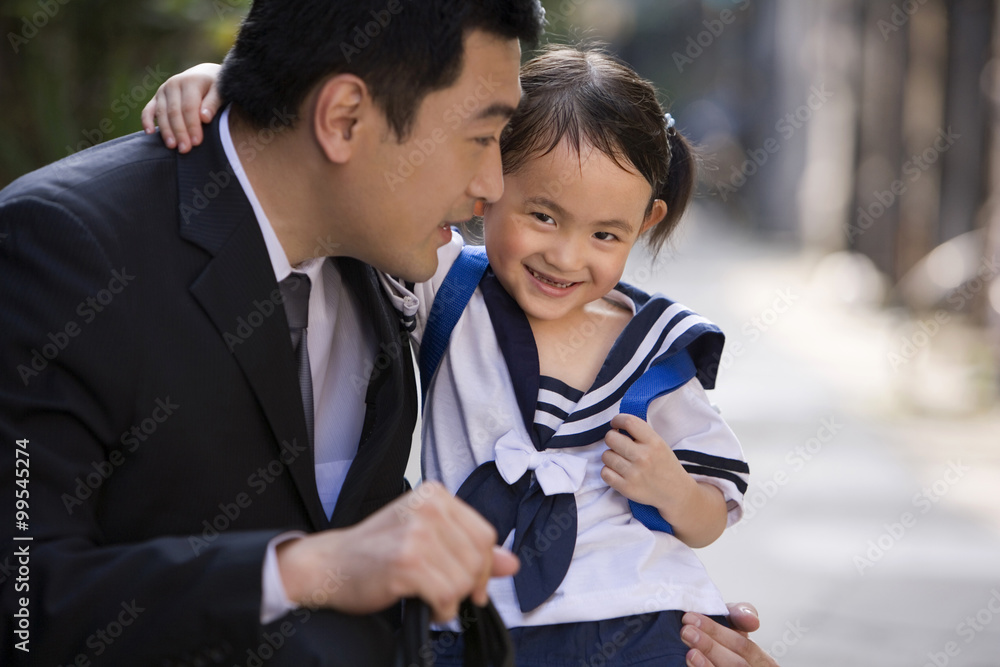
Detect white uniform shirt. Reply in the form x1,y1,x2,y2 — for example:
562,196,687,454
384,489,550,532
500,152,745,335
383,231,748,627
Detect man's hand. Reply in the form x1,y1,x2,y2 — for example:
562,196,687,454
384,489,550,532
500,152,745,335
275,482,518,623
681,603,779,667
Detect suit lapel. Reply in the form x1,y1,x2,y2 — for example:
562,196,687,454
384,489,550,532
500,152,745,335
328,258,412,528
178,116,329,532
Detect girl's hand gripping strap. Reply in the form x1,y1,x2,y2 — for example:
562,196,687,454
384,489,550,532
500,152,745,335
418,245,490,399
418,242,694,536
617,348,698,534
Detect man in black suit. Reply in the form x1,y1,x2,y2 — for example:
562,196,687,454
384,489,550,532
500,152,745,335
0,2,543,664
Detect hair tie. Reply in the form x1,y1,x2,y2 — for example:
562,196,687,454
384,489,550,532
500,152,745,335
664,113,676,134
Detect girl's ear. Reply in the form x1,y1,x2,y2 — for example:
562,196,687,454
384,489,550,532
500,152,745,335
641,199,668,234
313,74,369,164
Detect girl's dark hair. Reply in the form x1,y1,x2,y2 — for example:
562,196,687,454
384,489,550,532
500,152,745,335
219,0,545,139
500,45,695,254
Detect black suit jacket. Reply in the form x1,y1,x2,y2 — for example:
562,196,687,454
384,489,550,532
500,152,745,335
0,117,417,666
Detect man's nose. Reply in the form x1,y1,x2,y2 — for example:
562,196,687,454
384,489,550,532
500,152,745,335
467,144,504,204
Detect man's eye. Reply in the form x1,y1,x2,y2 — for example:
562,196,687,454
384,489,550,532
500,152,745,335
532,213,554,224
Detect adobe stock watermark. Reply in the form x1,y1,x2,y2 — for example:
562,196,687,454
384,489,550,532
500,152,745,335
733,416,843,531
179,108,297,224
189,439,307,555
714,85,833,202
65,66,169,155
349,327,410,396
212,0,244,19
222,277,305,352
340,0,407,63
921,589,1000,667
845,127,960,242
422,602,506,665
702,287,800,380
575,611,656,667
544,0,588,24
61,398,180,514
766,618,810,660
58,599,145,665
392,478,440,523
17,267,136,386
238,607,317,667
853,460,969,575
887,254,999,371
382,73,503,192
673,0,752,73
7,0,72,54
878,0,930,40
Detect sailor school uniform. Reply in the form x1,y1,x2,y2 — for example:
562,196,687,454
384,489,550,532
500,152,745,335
381,231,749,632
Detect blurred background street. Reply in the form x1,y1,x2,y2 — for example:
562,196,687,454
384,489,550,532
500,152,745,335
645,204,1000,666
4,0,1000,664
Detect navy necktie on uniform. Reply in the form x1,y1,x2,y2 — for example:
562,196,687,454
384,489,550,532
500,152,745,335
280,273,314,449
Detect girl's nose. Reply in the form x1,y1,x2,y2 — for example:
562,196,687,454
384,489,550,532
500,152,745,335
543,235,585,274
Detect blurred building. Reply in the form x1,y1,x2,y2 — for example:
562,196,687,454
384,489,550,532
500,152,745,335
548,0,1000,407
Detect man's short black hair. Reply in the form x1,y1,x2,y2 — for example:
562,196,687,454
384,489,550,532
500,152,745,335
219,0,545,139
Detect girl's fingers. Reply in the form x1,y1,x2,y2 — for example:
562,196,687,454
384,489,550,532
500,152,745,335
165,87,193,153
610,413,657,442
181,81,207,147
600,464,626,491
202,83,223,123
601,447,632,476
141,95,157,134
604,428,639,460
154,90,177,149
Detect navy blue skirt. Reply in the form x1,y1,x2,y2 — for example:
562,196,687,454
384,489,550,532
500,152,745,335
429,610,732,667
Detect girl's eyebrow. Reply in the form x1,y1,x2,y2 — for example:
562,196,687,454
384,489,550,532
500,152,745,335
523,196,635,234
597,218,636,235
524,196,569,219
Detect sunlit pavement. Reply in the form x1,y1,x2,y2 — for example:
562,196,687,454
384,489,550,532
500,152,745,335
647,204,1000,666
403,204,1000,665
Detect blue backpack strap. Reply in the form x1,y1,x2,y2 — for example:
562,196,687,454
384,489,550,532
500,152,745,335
418,245,490,397
618,348,698,534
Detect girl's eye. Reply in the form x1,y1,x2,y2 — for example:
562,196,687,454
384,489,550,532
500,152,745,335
594,231,619,241
532,212,554,224
475,136,496,147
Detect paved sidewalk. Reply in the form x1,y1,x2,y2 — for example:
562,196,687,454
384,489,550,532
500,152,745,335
649,205,1000,666
404,203,1000,665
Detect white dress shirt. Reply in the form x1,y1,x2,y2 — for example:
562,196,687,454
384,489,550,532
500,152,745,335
219,106,376,622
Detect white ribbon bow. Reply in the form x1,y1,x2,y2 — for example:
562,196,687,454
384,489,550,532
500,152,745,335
493,430,587,496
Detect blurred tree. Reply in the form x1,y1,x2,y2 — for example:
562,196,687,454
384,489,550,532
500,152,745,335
0,0,248,187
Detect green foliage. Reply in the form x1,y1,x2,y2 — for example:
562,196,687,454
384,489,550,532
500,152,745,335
0,0,249,187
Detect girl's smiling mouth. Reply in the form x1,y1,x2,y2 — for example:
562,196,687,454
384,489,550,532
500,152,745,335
524,264,581,292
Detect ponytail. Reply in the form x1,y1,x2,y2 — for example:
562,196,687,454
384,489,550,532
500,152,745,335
501,45,697,257
645,123,697,255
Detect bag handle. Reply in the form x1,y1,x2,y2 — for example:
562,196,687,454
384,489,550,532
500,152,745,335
399,597,513,667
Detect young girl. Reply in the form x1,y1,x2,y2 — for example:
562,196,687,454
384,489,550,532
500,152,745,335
147,45,749,667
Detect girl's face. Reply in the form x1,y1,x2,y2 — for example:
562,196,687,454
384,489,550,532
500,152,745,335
483,139,666,324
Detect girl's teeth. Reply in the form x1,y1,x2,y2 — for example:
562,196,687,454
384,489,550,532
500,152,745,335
530,268,572,288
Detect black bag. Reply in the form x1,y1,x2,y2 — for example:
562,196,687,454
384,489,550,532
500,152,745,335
398,598,513,667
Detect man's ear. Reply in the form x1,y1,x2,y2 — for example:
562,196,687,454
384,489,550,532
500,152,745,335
313,74,369,164
641,199,668,234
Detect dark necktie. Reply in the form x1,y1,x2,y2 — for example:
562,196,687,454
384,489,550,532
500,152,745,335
280,273,314,449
